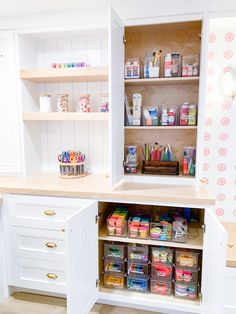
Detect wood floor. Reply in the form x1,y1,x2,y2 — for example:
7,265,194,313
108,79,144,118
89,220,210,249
0,293,158,314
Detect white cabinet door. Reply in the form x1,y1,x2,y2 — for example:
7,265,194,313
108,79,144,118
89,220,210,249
0,31,21,174
66,200,98,314
108,7,124,187
201,208,227,313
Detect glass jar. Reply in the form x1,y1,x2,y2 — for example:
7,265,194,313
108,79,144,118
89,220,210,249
56,94,69,112
100,93,109,112
78,94,90,112
39,94,52,112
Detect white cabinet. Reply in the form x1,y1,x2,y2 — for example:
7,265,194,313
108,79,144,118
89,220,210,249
223,267,236,313
0,31,22,175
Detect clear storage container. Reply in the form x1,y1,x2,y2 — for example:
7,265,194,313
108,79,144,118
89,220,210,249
175,250,199,269
104,259,125,275
175,267,199,284
128,262,149,277
151,247,173,265
107,208,128,237
128,217,150,240
128,245,149,262
104,274,125,289
151,264,173,281
174,282,198,300
172,219,188,243
127,276,148,293
150,222,172,241
104,243,125,260
150,279,172,295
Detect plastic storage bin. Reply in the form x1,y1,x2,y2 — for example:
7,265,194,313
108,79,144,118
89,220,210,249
172,219,188,243
151,247,173,265
174,282,198,300
151,264,173,281
175,267,199,284
104,243,125,260
128,216,150,240
104,274,125,289
150,279,172,295
107,208,128,237
104,259,125,275
128,245,149,262
175,250,199,269
127,276,148,293
128,262,149,277
150,222,172,241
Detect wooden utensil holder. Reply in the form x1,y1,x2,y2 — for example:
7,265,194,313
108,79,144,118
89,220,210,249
141,161,179,175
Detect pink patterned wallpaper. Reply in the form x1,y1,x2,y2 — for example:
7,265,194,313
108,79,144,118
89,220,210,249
203,19,236,221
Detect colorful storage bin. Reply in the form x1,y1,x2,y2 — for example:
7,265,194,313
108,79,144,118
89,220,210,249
151,247,173,265
150,279,172,295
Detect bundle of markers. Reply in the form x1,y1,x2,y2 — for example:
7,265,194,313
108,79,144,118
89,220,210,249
140,143,176,162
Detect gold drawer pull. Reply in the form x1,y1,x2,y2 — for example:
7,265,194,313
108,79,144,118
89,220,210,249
45,242,57,248
227,241,234,248
61,227,65,232
44,209,56,216
200,178,208,184
47,273,58,280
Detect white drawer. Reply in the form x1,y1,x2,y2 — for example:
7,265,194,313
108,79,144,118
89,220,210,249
11,227,66,263
8,194,92,230
9,257,66,294
224,267,236,308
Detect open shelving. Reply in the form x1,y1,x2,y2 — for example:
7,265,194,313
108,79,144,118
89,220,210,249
125,126,197,130
22,112,109,121
125,76,199,86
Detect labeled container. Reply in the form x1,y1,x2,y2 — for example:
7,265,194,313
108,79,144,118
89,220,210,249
78,94,90,112
128,216,150,240
164,53,173,77
151,247,173,265
172,219,188,243
174,282,198,300
128,245,149,262
56,94,69,112
175,267,199,284
104,243,125,260
150,222,172,241
151,264,172,281
128,262,149,277
100,93,109,112
175,250,199,269
150,279,172,295
39,95,52,112
104,259,125,275
104,274,125,289
127,276,148,293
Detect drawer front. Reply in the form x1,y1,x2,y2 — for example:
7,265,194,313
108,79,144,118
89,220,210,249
11,227,66,263
8,195,91,230
9,257,66,294
224,267,236,308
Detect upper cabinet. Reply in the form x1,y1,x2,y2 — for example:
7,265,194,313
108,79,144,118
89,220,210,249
0,31,22,175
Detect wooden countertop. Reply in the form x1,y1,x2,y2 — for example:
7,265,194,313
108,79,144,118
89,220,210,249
223,222,236,268
0,173,214,206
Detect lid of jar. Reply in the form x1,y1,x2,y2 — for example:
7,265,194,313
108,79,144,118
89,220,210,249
79,94,90,97
41,94,51,97
56,93,69,96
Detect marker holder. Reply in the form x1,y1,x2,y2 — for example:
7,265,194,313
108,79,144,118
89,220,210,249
59,162,86,179
141,161,179,175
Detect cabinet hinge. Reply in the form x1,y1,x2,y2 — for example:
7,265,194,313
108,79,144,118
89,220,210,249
199,292,203,302
202,224,206,233
95,214,100,224
123,35,126,44
96,279,100,288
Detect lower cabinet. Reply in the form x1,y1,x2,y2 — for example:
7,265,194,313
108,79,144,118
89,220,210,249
4,194,227,314
223,267,236,314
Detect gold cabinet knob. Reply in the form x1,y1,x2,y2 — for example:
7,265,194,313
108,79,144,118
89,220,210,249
61,227,65,232
47,273,58,280
227,241,234,248
45,242,57,248
200,178,208,184
44,209,56,216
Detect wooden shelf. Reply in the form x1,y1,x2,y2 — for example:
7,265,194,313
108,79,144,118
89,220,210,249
125,126,197,130
125,76,199,86
22,112,109,121
20,66,108,83
99,224,203,250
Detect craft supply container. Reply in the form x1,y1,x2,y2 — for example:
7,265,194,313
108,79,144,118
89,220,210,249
175,267,199,284
39,95,52,112
172,220,188,243
59,162,85,178
149,222,172,241
151,247,173,265
150,279,172,295
104,258,125,275
174,282,198,300
104,274,125,290
128,218,149,240
127,276,148,293
175,250,199,269
104,243,125,260
56,94,69,112
151,264,173,282
128,245,149,263
141,161,179,176
128,262,149,277
100,92,109,112
124,163,138,174
78,94,90,112
107,214,128,237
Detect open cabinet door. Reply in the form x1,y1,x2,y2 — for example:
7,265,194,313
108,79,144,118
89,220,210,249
201,208,227,314
108,7,124,187
66,201,98,314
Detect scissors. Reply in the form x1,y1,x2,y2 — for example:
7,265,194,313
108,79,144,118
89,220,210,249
76,152,85,163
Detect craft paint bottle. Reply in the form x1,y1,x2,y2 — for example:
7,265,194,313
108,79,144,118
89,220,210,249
164,53,172,77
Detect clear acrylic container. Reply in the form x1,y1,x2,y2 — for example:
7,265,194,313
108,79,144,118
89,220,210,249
175,250,199,269
104,259,125,275
175,267,199,284
151,247,173,265
151,264,173,281
172,219,188,243
128,244,149,262
174,282,198,300
128,218,150,240
104,274,125,289
127,276,148,293
107,209,128,237
149,222,172,241
150,279,172,295
104,243,125,260
128,262,149,277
